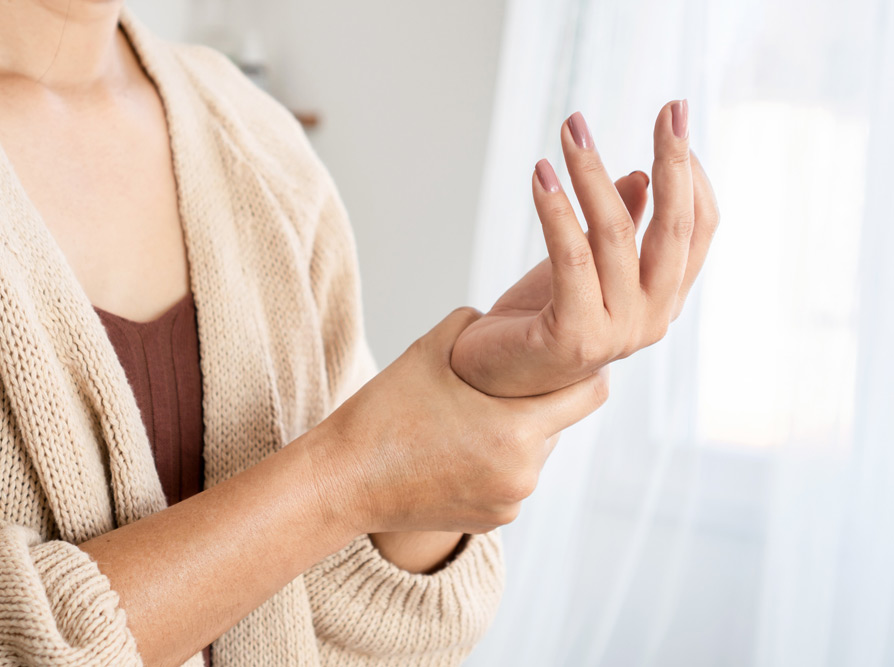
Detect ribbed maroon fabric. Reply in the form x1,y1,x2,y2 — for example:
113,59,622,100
94,292,212,667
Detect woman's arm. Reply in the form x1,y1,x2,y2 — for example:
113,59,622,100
79,421,358,667
74,308,608,667
365,168,654,576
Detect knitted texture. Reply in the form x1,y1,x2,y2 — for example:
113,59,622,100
0,8,504,666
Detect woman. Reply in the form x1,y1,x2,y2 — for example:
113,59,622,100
0,2,718,666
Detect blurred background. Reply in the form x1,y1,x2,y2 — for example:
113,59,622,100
127,0,894,665
128,0,506,365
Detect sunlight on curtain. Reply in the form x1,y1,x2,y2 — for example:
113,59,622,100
698,104,864,449
465,0,893,665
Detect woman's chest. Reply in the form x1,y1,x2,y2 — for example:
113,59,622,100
0,80,188,322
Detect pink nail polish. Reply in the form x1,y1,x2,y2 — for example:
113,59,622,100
535,159,561,193
672,99,689,139
629,170,650,187
567,111,594,149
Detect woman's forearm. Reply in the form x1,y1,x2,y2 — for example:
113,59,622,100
79,424,359,667
76,302,613,667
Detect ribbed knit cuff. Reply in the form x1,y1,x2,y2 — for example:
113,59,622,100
304,529,504,659
14,539,143,665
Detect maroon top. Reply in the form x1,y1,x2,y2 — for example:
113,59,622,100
94,291,212,667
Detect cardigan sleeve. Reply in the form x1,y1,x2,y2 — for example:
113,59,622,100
0,522,144,666
304,531,504,665
302,174,506,664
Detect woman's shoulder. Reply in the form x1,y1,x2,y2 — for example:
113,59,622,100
169,43,293,130
171,42,322,174
121,9,341,215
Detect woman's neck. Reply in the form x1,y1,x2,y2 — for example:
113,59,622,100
0,0,127,91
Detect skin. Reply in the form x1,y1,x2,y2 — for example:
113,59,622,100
0,0,466,574
451,106,720,397
0,2,718,666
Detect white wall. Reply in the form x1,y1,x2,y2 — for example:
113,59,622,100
126,0,190,41
126,0,507,366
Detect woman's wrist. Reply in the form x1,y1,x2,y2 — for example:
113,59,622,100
288,417,372,544
302,409,469,574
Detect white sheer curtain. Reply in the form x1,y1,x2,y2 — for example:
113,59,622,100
465,0,894,665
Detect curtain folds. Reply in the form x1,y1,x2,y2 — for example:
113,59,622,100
465,0,894,665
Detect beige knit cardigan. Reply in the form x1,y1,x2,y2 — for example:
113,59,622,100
0,8,504,666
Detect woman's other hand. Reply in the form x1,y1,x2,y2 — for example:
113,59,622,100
450,100,720,397
313,307,610,537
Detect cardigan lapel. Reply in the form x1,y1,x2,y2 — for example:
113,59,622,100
118,10,287,487
0,139,166,539
0,8,285,542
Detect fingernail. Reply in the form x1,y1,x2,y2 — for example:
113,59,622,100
535,159,561,193
629,170,650,187
567,111,594,149
672,99,689,139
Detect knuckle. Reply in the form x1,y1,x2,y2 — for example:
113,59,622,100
491,422,532,454
545,202,571,220
602,214,636,247
672,214,696,241
571,338,601,368
494,503,522,526
511,420,536,445
488,453,540,504
516,470,540,500
579,157,608,178
497,474,536,504
611,328,637,359
640,318,669,347
615,340,635,360
652,212,695,243
560,242,594,269
450,305,483,320
552,331,601,370
446,306,484,331
665,150,691,173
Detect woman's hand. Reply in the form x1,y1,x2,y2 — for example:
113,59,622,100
315,307,610,536
450,100,720,397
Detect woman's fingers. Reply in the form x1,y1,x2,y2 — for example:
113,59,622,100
580,170,649,289
424,306,484,364
520,365,611,437
532,159,602,326
671,150,720,320
613,171,650,233
562,112,640,321
639,100,695,325
529,101,708,364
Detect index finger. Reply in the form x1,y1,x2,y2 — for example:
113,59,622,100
532,159,604,327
